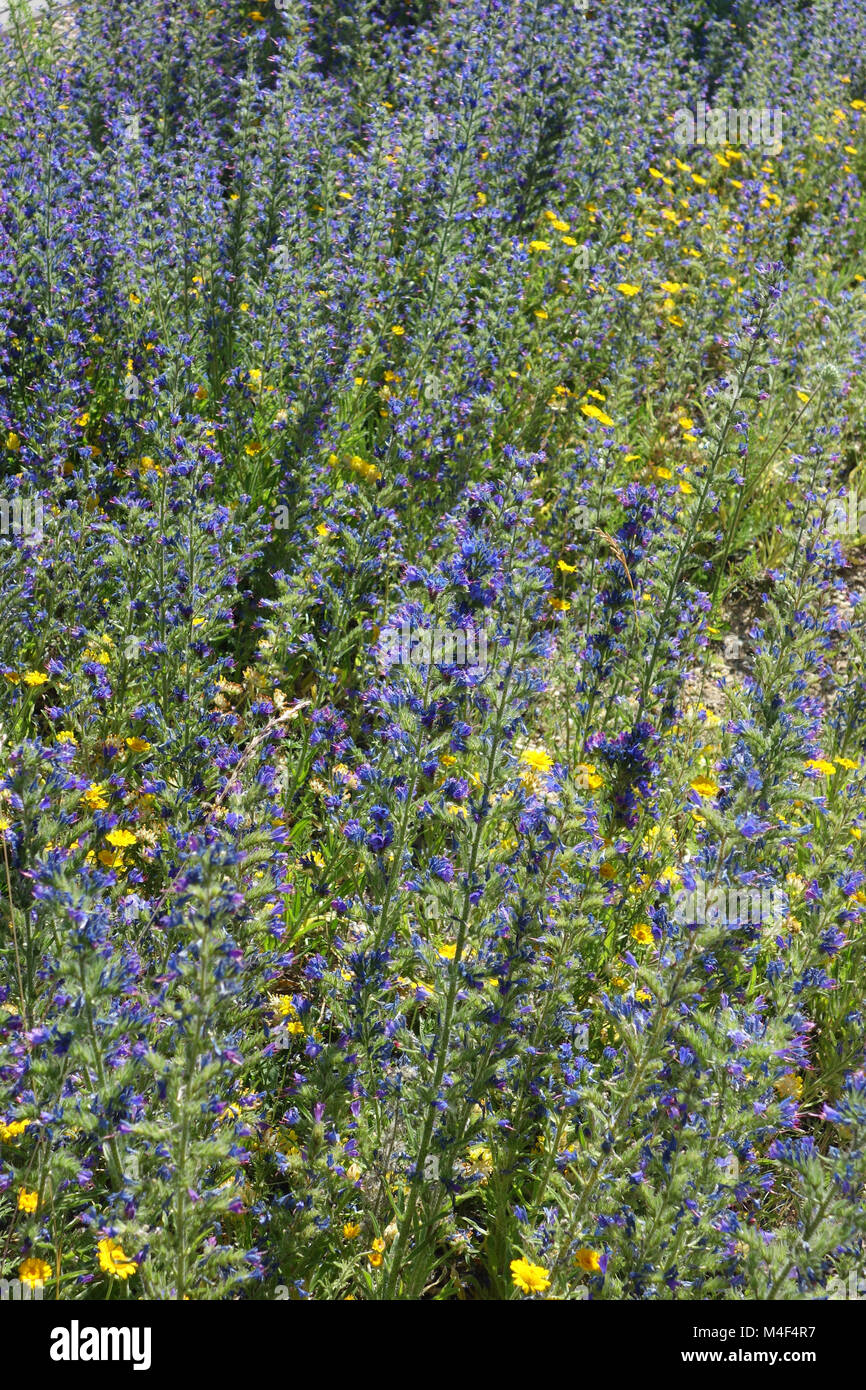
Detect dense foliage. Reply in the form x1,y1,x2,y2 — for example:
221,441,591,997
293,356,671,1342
1,0,866,1301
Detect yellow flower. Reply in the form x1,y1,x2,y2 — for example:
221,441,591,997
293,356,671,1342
368,1249,383,1267
580,403,615,427
632,923,653,945
6,431,21,451
510,1257,550,1294
19,1257,51,1289
0,1118,33,1140
390,325,405,336
106,828,137,848
125,736,150,753
521,748,554,774
557,559,577,573
574,1247,602,1274
528,239,551,252
804,758,836,776
689,776,719,798
97,1237,138,1279
57,730,78,744
616,282,641,296
80,783,109,810
576,763,603,791
774,1074,803,1102
549,597,571,611
17,1187,39,1213
343,1222,361,1239
23,670,49,686
438,943,457,960
348,455,382,483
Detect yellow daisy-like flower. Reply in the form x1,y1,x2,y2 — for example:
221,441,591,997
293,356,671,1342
574,1247,602,1274
343,1222,361,1240
80,783,109,810
6,431,21,451
510,1257,551,1294
105,828,137,848
576,763,603,790
689,776,719,798
774,1074,803,1101
0,1118,33,1141
23,671,49,687
557,559,577,573
549,597,571,611
57,730,77,744
804,758,836,777
125,736,150,752
97,1237,138,1279
17,1186,39,1213
390,325,405,336
528,239,551,252
616,282,641,296
580,403,615,427
521,748,554,774
348,455,382,483
19,1257,51,1289
631,923,653,945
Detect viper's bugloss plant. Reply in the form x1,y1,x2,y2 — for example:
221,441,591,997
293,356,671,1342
2,0,866,1302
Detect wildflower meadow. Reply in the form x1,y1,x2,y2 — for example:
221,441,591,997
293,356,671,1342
2,0,866,1332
